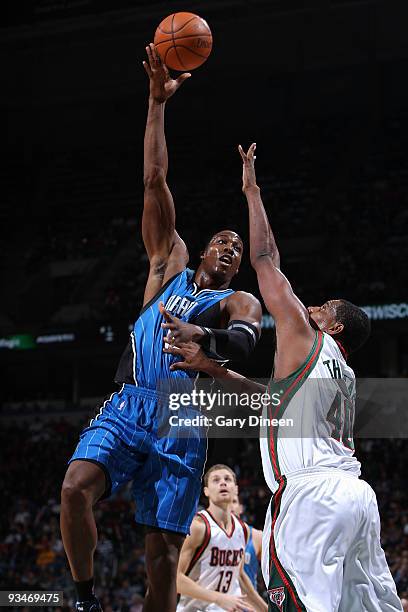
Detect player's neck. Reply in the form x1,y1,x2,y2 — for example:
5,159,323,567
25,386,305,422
207,502,233,531
194,267,230,290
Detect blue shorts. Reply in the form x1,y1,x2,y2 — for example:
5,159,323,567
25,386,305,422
69,384,207,534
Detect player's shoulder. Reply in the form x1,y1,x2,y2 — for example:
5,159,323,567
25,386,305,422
188,512,210,544
192,511,210,532
226,291,262,313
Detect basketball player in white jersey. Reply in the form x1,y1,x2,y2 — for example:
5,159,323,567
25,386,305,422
177,464,267,612
165,145,402,611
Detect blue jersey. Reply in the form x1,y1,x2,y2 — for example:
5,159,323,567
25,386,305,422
132,268,234,389
244,526,260,588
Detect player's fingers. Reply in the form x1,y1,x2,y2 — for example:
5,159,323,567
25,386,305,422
163,345,182,355
247,142,257,159
161,322,176,330
176,72,191,86
150,42,161,64
163,331,176,346
146,44,154,67
142,60,153,78
159,301,174,322
170,362,188,371
238,144,246,161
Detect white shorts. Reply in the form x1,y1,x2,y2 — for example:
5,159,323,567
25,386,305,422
262,468,402,612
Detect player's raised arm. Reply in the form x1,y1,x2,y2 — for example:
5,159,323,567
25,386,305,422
238,143,315,375
142,43,191,304
177,516,253,611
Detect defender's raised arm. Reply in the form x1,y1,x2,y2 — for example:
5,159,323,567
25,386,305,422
238,143,314,378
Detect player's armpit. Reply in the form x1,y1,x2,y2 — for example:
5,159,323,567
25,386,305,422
142,232,188,307
162,232,189,284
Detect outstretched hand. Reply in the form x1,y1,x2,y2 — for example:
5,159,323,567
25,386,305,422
159,302,204,345
143,42,191,103
238,143,257,193
163,341,211,372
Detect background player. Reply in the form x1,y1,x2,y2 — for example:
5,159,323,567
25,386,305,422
230,495,262,591
59,47,261,612
177,464,267,612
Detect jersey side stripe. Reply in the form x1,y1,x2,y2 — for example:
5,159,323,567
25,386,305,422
268,477,306,611
268,331,324,479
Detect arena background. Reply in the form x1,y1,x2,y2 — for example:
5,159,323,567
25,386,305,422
1,0,408,610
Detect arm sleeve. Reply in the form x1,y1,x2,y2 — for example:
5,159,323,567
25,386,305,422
199,320,259,361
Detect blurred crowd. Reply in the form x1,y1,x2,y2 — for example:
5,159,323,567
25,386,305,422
1,417,407,611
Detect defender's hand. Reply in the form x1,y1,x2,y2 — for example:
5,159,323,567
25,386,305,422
143,42,191,103
238,143,258,193
163,341,211,372
159,302,204,345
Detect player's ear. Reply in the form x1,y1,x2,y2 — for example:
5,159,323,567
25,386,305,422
203,486,209,499
325,321,344,336
235,267,240,276
328,320,344,336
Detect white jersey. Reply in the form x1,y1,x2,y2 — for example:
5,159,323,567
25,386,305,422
260,331,361,492
177,510,247,612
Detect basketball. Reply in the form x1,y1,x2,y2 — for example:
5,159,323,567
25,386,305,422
154,12,213,71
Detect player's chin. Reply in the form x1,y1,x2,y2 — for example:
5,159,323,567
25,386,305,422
218,492,232,502
211,265,230,279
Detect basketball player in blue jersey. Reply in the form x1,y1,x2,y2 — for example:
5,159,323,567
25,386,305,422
230,495,262,591
59,44,262,612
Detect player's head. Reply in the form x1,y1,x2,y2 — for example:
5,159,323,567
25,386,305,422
230,493,244,518
203,464,237,506
308,299,370,355
199,230,243,283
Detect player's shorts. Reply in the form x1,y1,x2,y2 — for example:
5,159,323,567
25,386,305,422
262,467,402,612
69,383,207,535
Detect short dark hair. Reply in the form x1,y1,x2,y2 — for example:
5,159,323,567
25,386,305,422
203,464,236,487
203,231,243,252
335,300,371,354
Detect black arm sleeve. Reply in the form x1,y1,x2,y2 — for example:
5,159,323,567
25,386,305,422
199,320,259,361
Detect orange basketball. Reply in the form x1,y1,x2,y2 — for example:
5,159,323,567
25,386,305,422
154,12,213,71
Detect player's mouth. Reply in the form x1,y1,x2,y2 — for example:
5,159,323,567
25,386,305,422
219,255,232,266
